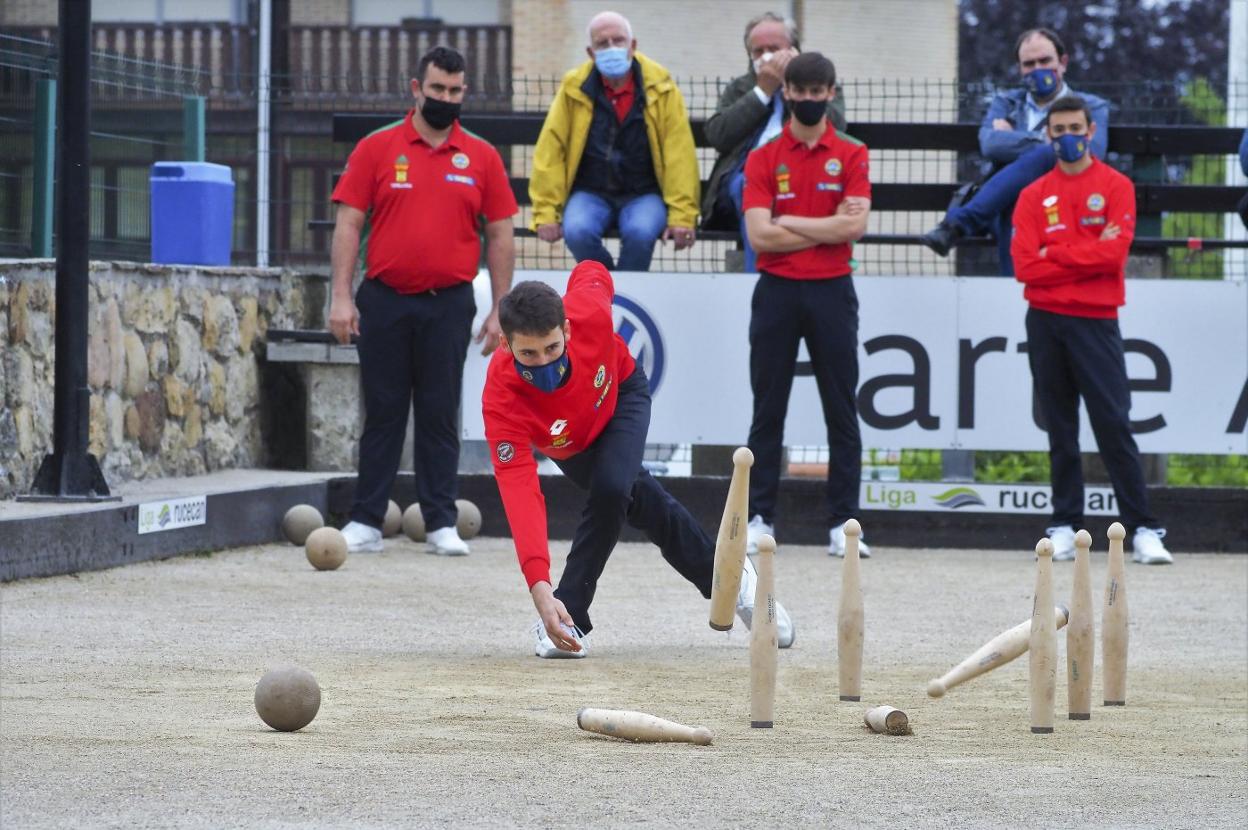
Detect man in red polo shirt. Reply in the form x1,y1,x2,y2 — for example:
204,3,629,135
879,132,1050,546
741,51,873,559
328,46,517,555
1010,95,1171,565
484,261,794,658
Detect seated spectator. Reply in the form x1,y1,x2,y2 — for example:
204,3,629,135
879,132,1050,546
703,11,847,272
919,27,1108,275
530,11,699,272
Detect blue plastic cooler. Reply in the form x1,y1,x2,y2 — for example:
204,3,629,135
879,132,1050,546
150,162,234,265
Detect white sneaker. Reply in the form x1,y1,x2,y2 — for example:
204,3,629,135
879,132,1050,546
828,524,871,558
735,554,795,648
426,526,469,556
341,520,383,553
1132,527,1173,565
1046,525,1076,561
532,620,588,659
745,515,773,556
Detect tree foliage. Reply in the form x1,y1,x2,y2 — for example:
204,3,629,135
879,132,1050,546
958,0,1230,89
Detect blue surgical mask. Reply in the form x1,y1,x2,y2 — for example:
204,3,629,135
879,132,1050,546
1054,133,1088,162
1023,67,1059,98
515,352,570,393
593,47,631,79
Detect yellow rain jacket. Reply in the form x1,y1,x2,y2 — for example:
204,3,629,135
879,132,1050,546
530,52,700,230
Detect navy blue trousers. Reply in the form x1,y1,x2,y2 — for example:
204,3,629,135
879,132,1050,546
351,278,474,532
747,273,862,528
948,143,1057,276
553,369,715,634
1025,308,1160,532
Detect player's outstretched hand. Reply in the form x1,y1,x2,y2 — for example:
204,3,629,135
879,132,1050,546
530,581,582,652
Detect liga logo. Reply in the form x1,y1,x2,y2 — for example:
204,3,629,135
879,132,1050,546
612,294,665,394
932,487,986,510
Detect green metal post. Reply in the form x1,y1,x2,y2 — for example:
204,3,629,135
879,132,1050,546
32,78,56,257
182,96,206,161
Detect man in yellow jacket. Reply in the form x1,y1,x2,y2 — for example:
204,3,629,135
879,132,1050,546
531,11,699,272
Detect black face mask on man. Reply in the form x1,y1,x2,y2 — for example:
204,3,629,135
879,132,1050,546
790,98,826,127
420,96,461,130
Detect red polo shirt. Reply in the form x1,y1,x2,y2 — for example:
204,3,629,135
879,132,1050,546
331,113,518,293
742,123,871,279
483,261,636,589
601,72,635,122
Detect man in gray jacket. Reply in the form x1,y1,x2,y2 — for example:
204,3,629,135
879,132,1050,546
702,12,847,271
919,27,1109,275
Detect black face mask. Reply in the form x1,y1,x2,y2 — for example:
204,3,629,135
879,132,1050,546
421,96,460,130
791,99,826,127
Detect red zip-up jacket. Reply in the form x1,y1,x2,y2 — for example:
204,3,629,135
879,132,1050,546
1010,157,1135,319
483,262,636,589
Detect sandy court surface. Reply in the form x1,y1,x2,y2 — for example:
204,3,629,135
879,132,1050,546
1,534,1245,829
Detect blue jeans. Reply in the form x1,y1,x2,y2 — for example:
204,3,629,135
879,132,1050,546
728,170,758,272
563,190,667,272
947,143,1057,276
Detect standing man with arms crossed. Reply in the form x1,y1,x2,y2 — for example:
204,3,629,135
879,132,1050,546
484,262,794,658
328,46,518,555
741,52,873,559
1010,96,1171,564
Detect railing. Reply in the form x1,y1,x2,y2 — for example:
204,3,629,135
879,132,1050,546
0,23,512,102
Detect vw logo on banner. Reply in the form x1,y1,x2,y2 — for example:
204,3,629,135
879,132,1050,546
613,294,665,394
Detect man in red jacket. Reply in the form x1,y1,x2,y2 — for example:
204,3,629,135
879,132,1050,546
483,261,795,657
1011,96,1171,565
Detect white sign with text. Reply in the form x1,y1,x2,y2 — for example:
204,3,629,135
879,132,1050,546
465,272,1247,455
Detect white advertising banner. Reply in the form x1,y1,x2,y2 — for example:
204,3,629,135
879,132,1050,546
465,272,1247,455
137,495,207,535
859,482,1120,515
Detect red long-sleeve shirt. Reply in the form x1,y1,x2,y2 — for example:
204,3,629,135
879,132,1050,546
1010,157,1135,319
482,262,637,589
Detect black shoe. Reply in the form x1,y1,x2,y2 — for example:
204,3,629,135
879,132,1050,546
919,221,964,257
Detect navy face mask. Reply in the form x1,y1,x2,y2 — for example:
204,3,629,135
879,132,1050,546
1023,67,1059,98
1054,133,1088,162
515,351,570,393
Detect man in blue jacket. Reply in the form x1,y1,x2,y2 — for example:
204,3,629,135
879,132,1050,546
919,28,1109,275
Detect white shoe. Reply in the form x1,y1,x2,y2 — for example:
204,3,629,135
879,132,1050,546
745,515,773,556
735,554,795,648
426,526,469,556
341,520,383,553
1046,525,1076,561
828,524,871,558
532,620,588,659
1132,527,1173,565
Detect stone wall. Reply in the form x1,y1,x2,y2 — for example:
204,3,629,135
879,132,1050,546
0,260,318,499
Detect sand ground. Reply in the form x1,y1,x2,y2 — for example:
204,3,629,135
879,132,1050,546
1,535,1245,829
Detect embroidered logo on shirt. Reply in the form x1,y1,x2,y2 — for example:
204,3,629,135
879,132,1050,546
1079,215,1107,226
551,434,571,448
816,182,843,191
549,419,568,436
394,155,409,183
496,442,514,463
776,163,791,194
593,365,606,388
1042,194,1061,227
594,377,613,409
445,174,476,186
451,152,470,169
1086,193,1105,211
824,158,842,176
